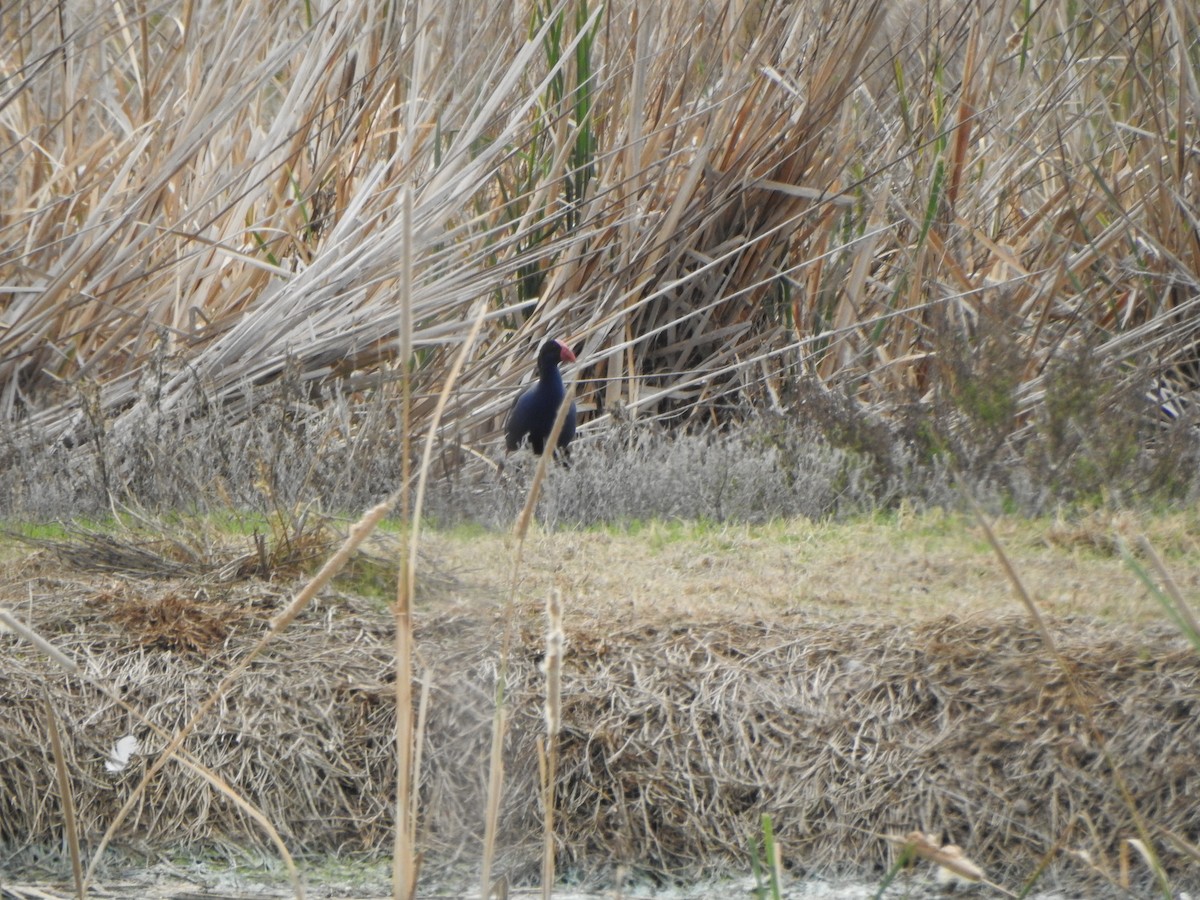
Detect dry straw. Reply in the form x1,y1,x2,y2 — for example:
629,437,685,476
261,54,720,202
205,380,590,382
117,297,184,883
3,584,1199,892
3,0,1197,462
971,500,1171,896
540,587,565,900
80,500,395,899
4,2,1200,898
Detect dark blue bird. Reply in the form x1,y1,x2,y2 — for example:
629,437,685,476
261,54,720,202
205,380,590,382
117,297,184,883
505,338,577,457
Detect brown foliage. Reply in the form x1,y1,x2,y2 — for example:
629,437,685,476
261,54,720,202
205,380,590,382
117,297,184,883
2,576,1198,892
2,0,1197,469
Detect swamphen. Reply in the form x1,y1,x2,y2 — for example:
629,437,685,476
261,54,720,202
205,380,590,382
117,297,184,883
505,338,577,457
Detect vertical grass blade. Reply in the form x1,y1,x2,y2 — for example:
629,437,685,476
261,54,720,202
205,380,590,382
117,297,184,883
541,588,564,899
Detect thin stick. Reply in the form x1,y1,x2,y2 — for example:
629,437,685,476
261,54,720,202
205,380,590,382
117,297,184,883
541,588,564,900
483,357,577,898
1137,535,1200,641
43,694,85,900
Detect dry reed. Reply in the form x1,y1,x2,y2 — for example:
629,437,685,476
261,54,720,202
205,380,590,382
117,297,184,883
540,587,565,900
2,569,1197,895
1,0,1196,472
4,5,1200,900
42,693,84,900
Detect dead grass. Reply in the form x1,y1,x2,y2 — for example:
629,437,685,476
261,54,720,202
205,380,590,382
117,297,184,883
1,0,1198,502
424,509,1200,628
2,511,1198,895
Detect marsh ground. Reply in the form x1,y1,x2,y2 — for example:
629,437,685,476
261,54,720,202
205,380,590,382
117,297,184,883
414,508,1200,627
3,508,1197,898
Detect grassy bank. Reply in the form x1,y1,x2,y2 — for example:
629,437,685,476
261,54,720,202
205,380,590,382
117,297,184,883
2,509,1199,896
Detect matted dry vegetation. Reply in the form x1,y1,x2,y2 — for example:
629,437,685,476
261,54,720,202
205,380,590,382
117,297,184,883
2,520,1199,896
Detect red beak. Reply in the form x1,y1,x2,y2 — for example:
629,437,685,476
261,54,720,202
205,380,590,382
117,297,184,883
557,341,577,363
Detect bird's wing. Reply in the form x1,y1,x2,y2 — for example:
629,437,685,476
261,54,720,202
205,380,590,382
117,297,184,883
504,386,531,451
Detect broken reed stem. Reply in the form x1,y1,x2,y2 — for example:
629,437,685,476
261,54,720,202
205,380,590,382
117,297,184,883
411,671,433,845
43,693,84,900
394,308,416,894
970,500,1173,899
394,181,415,900
408,299,489,573
0,610,80,674
480,704,508,900
395,179,415,900
769,828,784,898
542,588,564,900
394,545,416,900
888,832,1016,897
483,375,579,899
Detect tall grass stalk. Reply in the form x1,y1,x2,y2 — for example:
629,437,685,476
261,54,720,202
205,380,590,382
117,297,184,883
482,376,579,898
749,813,784,900
540,588,565,900
42,694,84,900
393,183,418,900
1123,536,1200,653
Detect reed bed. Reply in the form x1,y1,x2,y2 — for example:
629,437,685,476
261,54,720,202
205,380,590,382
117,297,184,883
1,0,1198,474
1,566,1197,895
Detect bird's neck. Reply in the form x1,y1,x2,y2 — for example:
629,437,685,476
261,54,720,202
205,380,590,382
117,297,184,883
538,365,564,390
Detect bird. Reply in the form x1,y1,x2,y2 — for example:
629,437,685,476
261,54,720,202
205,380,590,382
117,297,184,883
505,338,577,458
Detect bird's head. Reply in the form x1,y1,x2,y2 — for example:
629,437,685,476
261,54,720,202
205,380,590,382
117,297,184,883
540,338,576,367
